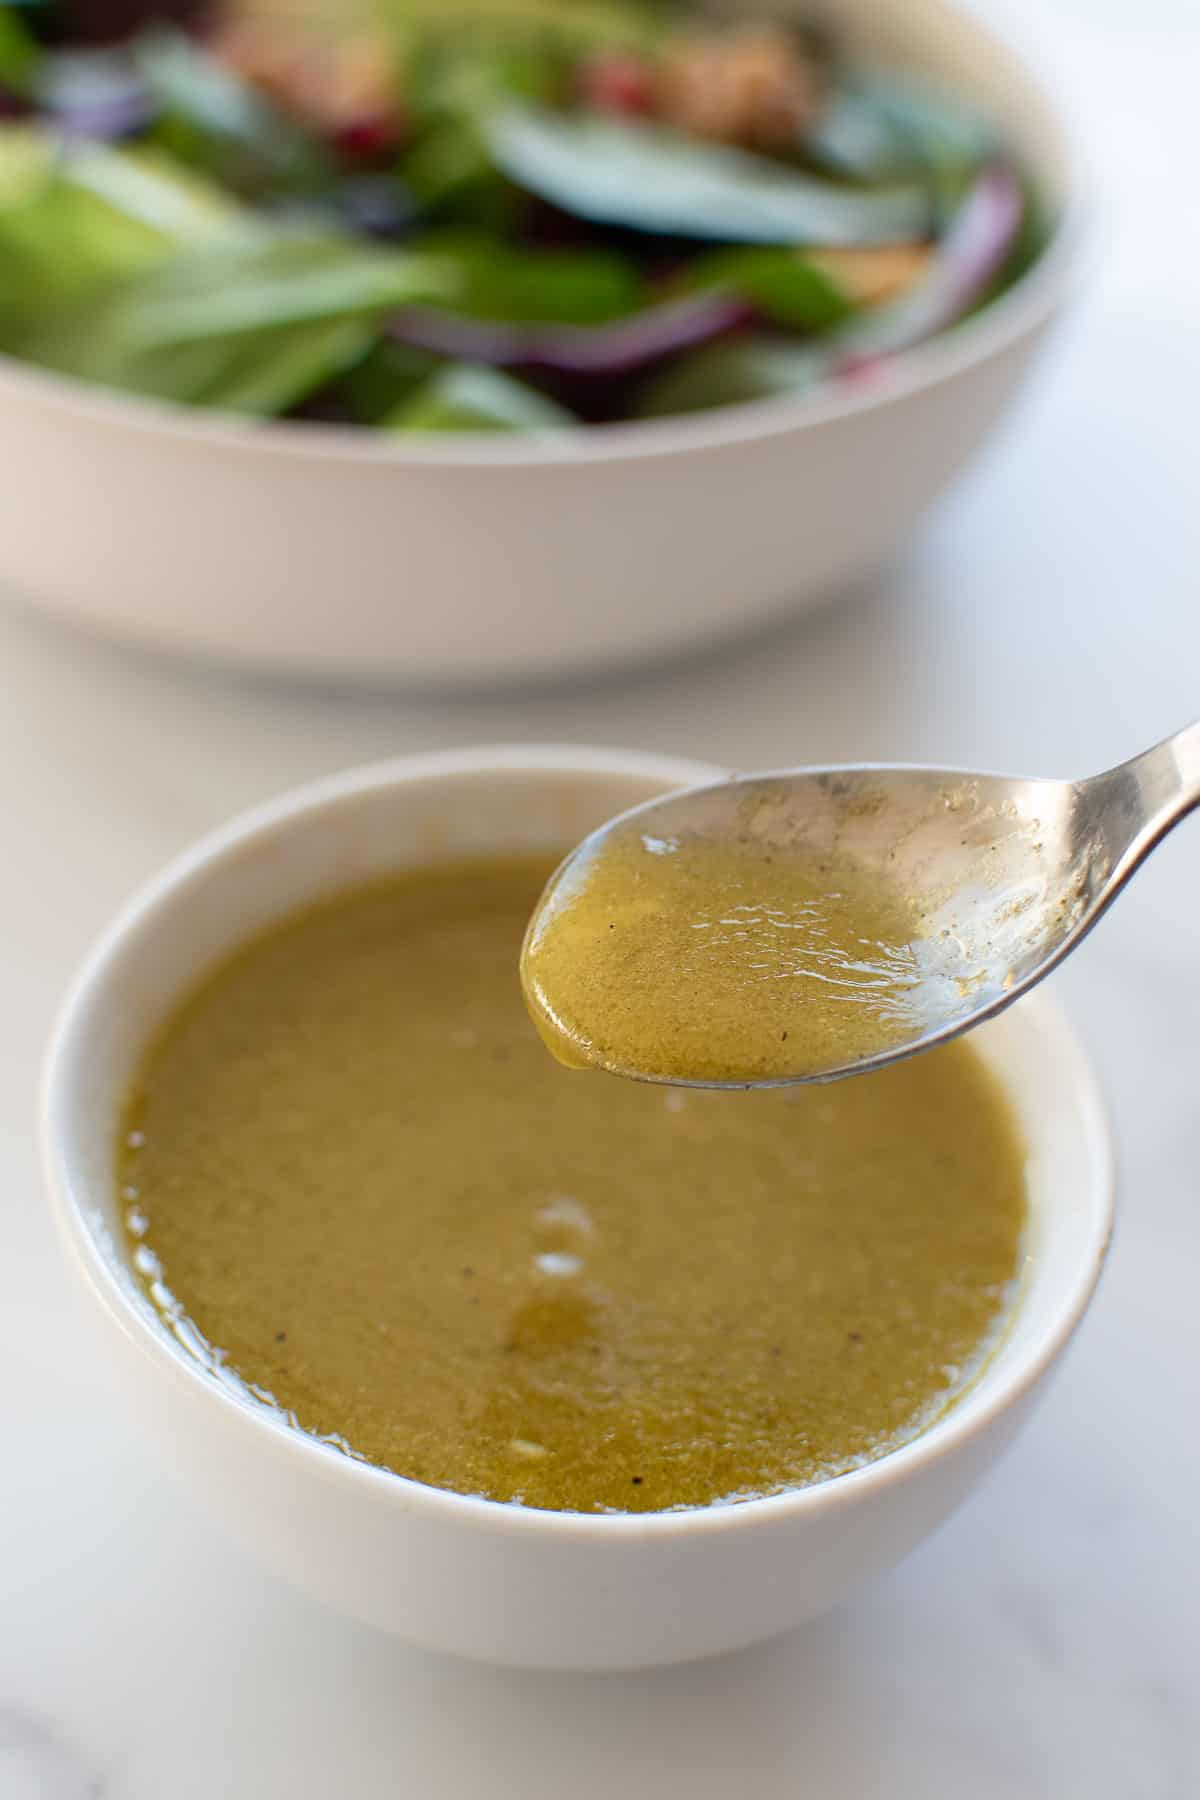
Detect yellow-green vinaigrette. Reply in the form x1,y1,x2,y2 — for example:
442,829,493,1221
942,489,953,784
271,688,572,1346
121,855,1026,1514
520,823,937,1084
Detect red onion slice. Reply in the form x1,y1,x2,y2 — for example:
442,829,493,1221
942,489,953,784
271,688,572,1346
836,159,1025,369
388,289,752,379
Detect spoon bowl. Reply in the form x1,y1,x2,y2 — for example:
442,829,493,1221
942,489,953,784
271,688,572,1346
523,721,1200,1087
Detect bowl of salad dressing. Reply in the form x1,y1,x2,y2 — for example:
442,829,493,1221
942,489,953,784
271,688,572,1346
41,745,1113,1668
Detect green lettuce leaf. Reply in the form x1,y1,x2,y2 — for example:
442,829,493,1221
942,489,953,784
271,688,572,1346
0,1,38,96
484,105,932,246
135,27,328,195
638,335,828,418
338,336,442,422
33,313,374,412
810,74,999,225
17,232,451,413
676,246,852,332
387,360,574,430
0,127,242,327
416,229,640,323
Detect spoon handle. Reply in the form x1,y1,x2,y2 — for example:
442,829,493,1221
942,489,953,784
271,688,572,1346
1122,718,1200,838
1082,720,1200,909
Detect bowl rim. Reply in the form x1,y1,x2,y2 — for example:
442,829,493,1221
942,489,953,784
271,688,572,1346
0,0,1087,472
40,744,1115,1544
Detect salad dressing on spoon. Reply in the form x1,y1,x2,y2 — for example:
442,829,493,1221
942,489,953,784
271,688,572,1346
521,820,932,1083
521,724,1200,1087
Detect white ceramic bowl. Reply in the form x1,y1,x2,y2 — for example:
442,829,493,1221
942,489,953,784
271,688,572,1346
41,746,1113,1670
3,0,1080,689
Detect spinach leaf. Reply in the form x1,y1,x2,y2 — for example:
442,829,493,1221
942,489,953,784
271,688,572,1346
856,74,998,168
399,32,565,230
484,105,931,246
813,74,998,225
0,128,238,327
805,83,914,182
638,335,828,418
676,246,852,332
63,138,242,239
197,317,374,414
135,27,328,195
404,30,565,129
417,229,640,323
401,116,513,225
386,360,575,431
338,335,442,423
88,233,451,342
31,310,372,413
18,232,450,412
0,2,38,98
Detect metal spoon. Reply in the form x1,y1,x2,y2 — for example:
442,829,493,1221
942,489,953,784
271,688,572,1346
529,720,1200,1088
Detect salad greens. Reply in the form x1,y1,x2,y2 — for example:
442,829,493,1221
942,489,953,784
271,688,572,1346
0,2,36,95
19,232,450,404
0,130,237,322
133,26,330,193
481,104,931,245
418,230,639,323
0,0,1050,432
676,245,851,331
387,360,574,430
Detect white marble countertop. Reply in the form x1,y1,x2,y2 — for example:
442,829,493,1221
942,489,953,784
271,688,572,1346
3,2,1199,1793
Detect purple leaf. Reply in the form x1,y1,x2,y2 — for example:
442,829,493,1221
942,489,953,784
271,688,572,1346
55,88,156,140
388,289,753,380
42,52,157,143
836,159,1025,369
